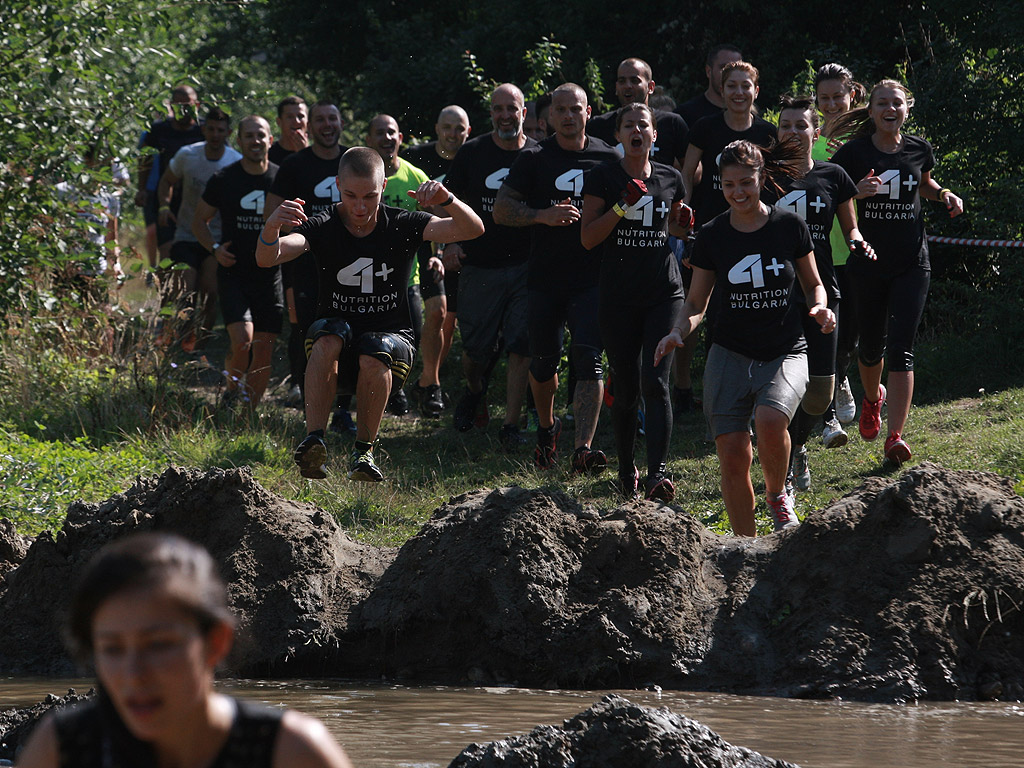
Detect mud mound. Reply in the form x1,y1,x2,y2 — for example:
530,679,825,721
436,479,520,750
0,518,29,579
690,463,1024,702
339,464,1024,701
0,467,393,676
0,689,92,761
449,693,799,767
344,487,721,687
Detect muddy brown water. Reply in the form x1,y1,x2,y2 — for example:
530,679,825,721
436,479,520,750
3,679,1023,767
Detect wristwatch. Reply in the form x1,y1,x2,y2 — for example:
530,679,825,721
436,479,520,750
211,242,221,254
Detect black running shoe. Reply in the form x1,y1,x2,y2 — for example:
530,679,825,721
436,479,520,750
498,423,527,453
571,446,608,476
349,445,384,482
645,472,675,502
453,387,483,432
534,417,562,469
618,465,640,499
387,388,409,416
415,383,445,418
329,409,357,435
294,434,328,479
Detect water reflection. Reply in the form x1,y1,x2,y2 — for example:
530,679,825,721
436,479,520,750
3,679,1024,767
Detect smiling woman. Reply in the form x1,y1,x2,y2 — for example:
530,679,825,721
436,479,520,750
15,533,354,768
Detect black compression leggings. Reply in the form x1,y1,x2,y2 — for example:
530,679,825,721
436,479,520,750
599,296,681,478
849,261,930,373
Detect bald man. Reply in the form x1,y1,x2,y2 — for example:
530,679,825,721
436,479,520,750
405,105,473,417
257,147,483,482
444,83,538,451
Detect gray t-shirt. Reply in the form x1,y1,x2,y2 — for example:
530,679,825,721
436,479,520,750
168,141,241,242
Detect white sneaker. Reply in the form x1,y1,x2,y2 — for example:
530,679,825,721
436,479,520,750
835,377,857,424
822,417,849,448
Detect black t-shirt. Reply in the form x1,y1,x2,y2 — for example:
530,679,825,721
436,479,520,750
269,145,348,217
675,93,721,130
503,135,620,290
768,161,857,302
445,132,537,268
830,134,935,276
268,141,298,166
201,160,279,272
405,141,452,181
587,109,689,167
582,159,686,307
687,113,777,225
295,204,432,337
142,119,204,181
691,205,814,360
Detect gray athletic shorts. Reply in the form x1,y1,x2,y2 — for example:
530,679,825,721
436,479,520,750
457,262,529,361
703,343,808,438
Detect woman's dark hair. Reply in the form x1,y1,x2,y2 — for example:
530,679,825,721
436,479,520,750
615,102,656,133
718,139,805,194
66,533,233,659
827,79,914,143
779,95,820,130
814,63,867,108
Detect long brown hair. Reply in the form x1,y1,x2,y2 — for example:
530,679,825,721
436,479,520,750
828,79,915,143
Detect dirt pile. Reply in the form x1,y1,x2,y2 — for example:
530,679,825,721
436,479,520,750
0,518,29,579
0,689,92,761
339,464,1024,701
2,463,1023,702
448,693,799,768
0,466,393,676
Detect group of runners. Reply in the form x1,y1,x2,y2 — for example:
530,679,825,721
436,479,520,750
132,45,963,537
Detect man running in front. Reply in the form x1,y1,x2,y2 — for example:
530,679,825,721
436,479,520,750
257,147,483,481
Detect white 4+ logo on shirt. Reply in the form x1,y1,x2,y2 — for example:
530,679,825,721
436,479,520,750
336,258,394,294
728,253,786,289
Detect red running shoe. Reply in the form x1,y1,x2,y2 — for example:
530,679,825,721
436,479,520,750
884,431,912,465
858,384,886,441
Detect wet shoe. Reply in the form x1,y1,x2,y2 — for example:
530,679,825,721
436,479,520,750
387,388,410,416
618,465,640,499
822,417,848,448
571,446,608,476
645,472,675,502
859,384,886,441
835,376,857,424
767,492,799,531
791,445,810,491
349,444,384,482
294,434,328,479
414,383,445,418
498,423,527,453
884,431,912,465
329,408,357,435
453,388,483,432
534,417,562,469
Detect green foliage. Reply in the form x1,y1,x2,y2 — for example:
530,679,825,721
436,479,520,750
522,37,567,101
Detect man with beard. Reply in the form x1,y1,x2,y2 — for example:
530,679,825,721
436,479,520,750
192,115,282,408
269,95,309,165
494,83,619,472
586,58,689,168
405,105,473,417
444,83,537,450
263,101,349,419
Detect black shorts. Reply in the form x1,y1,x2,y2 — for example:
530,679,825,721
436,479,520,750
444,270,460,313
217,266,284,333
528,284,603,380
307,319,415,395
169,240,210,270
418,245,445,300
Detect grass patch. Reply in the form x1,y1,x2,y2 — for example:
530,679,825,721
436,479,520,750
3,269,1024,545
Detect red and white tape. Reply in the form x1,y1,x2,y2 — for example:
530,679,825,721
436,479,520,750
928,235,1024,248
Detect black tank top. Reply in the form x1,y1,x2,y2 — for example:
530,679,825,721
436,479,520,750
53,693,283,767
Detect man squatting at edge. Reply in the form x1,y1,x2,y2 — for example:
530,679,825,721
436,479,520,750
257,147,484,482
